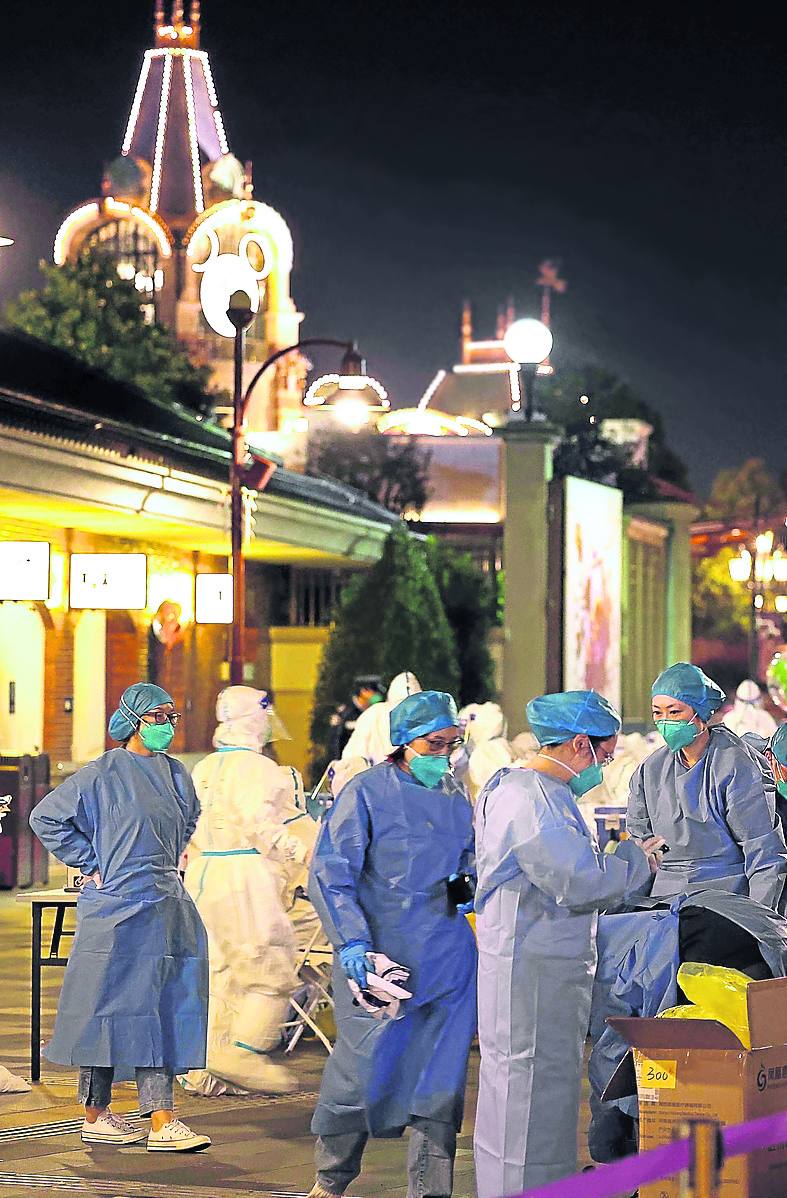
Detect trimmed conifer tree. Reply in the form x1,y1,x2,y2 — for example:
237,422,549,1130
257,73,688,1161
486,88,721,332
309,525,460,778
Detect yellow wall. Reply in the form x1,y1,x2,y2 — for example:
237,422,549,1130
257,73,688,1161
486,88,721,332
268,626,329,775
73,610,107,761
0,603,45,754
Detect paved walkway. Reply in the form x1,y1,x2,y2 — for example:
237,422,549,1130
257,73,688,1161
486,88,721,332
0,883,592,1198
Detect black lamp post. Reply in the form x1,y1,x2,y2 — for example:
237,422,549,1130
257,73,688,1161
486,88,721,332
226,303,386,685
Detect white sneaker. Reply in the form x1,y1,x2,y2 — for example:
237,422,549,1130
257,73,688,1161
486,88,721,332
81,1110,146,1145
147,1118,211,1152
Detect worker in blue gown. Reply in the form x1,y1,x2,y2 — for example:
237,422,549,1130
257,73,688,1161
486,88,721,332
628,662,787,908
473,690,660,1197
307,690,476,1198
29,683,210,1153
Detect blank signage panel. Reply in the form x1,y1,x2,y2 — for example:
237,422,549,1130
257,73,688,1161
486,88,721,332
0,542,51,601
70,553,147,610
195,573,233,624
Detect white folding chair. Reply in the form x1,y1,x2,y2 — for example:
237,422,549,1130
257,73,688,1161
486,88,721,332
282,923,335,1055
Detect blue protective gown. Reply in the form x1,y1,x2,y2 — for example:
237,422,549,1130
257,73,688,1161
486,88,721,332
627,726,787,908
473,767,652,1196
308,761,477,1138
29,749,208,1080
588,890,787,1161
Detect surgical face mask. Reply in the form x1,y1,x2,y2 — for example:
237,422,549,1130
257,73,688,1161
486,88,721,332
408,751,451,789
139,721,175,753
655,716,700,752
541,744,605,798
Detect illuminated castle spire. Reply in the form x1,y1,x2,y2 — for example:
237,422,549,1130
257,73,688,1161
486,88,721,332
117,0,236,230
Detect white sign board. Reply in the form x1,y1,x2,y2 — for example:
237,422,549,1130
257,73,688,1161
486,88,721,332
196,573,233,624
70,553,147,610
0,541,51,601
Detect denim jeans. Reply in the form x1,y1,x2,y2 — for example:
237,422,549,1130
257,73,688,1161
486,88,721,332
78,1066,175,1116
315,1117,456,1197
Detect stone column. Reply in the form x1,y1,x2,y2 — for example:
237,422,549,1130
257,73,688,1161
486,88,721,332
498,420,562,730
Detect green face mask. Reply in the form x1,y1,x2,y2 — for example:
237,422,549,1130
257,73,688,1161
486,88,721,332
409,753,451,789
777,781,787,801
655,717,700,752
139,721,175,753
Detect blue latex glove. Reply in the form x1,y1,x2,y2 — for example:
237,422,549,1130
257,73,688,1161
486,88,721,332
339,940,372,988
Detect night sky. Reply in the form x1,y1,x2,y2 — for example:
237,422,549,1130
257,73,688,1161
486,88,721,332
1,0,785,495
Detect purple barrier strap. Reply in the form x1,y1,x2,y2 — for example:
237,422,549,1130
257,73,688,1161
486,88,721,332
513,1109,787,1198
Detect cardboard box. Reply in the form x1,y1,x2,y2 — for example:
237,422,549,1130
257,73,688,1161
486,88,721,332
604,977,787,1198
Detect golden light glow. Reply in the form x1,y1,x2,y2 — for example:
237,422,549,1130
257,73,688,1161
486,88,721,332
728,550,752,583
376,408,492,437
46,551,67,611
756,530,775,556
147,566,195,623
54,202,100,265
407,507,502,524
303,373,388,408
53,199,172,267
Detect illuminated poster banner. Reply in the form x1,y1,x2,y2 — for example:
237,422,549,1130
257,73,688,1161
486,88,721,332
563,477,622,711
195,573,233,624
70,553,147,610
0,541,51,601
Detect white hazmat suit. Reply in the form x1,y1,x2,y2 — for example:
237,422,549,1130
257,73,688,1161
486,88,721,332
460,702,518,800
723,680,779,739
341,671,421,765
184,687,307,1095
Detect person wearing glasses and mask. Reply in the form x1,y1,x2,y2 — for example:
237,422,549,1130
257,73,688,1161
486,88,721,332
628,663,787,909
29,683,210,1153
306,690,476,1198
473,690,660,1196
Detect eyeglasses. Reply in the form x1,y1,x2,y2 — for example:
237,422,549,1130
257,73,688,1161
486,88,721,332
423,735,463,753
142,711,181,727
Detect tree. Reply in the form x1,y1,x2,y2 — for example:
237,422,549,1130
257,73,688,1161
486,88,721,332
306,427,432,516
309,526,460,776
425,538,497,706
692,548,751,642
539,365,692,492
706,458,786,521
5,255,217,415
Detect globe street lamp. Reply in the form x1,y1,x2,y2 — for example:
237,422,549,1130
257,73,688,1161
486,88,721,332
503,317,553,421
225,291,386,684
728,524,787,677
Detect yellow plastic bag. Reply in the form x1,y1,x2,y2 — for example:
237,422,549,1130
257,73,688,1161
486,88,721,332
656,963,753,1048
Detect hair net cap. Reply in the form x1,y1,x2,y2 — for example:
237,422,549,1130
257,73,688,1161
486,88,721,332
736,679,762,704
772,723,787,767
651,662,726,721
108,682,173,741
389,691,459,746
526,690,622,746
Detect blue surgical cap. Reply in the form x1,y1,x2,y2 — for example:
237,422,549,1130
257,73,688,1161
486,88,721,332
526,690,622,746
108,682,174,741
772,723,787,767
651,663,725,721
390,690,459,746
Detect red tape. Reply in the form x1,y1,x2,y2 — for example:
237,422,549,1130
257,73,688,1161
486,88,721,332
510,1110,787,1198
